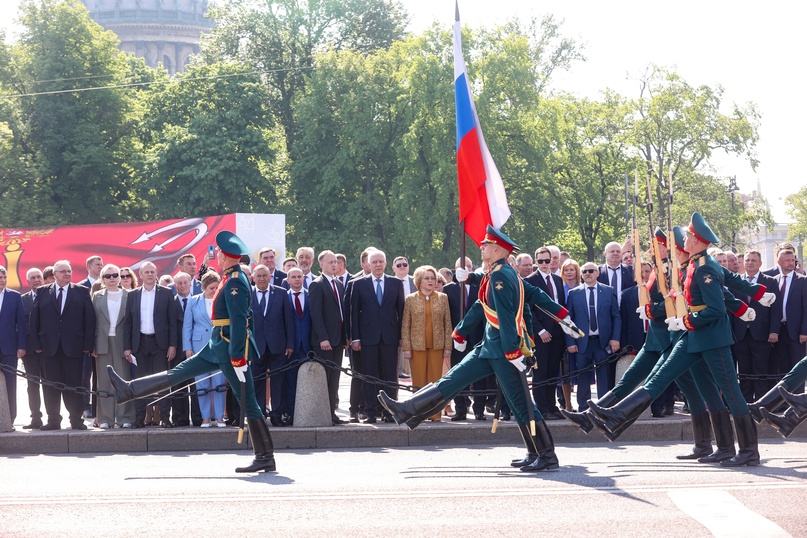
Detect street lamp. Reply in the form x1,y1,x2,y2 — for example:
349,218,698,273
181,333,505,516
727,176,739,250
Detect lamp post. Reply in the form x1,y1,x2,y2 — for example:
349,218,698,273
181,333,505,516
727,175,739,250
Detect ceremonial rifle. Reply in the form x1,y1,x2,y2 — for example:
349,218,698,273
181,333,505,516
646,169,676,319
633,226,650,308
665,164,688,317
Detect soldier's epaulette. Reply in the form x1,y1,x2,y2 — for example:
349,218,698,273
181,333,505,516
231,271,240,278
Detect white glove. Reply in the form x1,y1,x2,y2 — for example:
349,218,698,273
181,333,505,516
758,292,776,307
666,316,681,332
233,364,248,383
739,308,756,322
636,306,649,321
508,357,527,373
453,340,467,352
455,267,468,282
559,319,582,338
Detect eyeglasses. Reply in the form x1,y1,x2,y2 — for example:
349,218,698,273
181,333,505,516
396,263,408,268
120,274,131,278
102,273,119,279
421,276,436,281
536,259,551,264
581,269,597,274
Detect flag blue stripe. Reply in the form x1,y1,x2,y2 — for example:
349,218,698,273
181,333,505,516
455,72,476,151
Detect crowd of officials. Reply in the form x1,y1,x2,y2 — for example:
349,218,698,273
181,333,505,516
1,237,806,431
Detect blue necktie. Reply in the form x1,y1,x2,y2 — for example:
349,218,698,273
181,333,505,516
376,278,383,305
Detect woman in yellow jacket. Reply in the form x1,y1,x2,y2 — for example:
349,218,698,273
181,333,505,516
401,265,453,422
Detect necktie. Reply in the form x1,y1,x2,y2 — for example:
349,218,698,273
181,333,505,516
57,287,64,314
588,286,598,332
258,289,267,315
781,274,788,296
546,275,554,301
294,292,303,318
610,267,618,289
304,274,310,290
331,279,343,320
182,297,188,312
376,278,383,305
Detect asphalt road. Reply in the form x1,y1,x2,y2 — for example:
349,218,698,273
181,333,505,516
1,439,804,537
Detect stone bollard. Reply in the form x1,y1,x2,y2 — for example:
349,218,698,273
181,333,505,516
293,361,333,428
615,353,651,419
0,373,13,432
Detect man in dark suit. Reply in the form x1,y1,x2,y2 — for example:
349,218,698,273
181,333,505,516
29,260,96,430
598,241,636,306
343,248,375,422
566,262,621,411
350,250,405,423
442,256,485,420
173,254,202,296
78,255,103,289
0,265,26,426
171,272,195,426
732,250,782,402
123,261,178,428
525,247,567,419
258,247,287,287
20,267,45,429
252,263,295,425
335,253,352,289
772,248,807,394
285,267,310,424
309,250,347,424
392,256,415,379
78,255,103,419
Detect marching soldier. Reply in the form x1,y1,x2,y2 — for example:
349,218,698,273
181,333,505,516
107,231,276,473
377,225,581,472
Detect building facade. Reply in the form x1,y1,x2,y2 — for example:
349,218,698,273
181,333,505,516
82,0,215,75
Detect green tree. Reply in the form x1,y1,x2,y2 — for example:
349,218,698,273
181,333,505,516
135,62,277,219
3,0,142,225
786,186,807,241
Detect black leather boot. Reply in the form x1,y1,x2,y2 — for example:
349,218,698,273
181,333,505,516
560,390,619,434
677,412,713,460
107,365,171,404
378,383,447,430
235,418,276,473
778,386,807,419
588,388,653,434
760,406,806,438
520,420,559,472
698,409,736,463
749,381,786,423
511,423,538,468
721,414,760,467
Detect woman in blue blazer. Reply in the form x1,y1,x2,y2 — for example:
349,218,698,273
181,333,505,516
182,271,226,427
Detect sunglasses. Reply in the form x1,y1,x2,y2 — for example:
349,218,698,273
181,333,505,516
120,274,131,278
536,259,551,264
103,273,120,279
581,269,597,274
396,263,408,268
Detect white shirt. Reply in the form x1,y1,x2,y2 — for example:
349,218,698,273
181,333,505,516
290,288,307,311
324,274,343,317
106,289,123,336
139,286,156,334
399,275,413,296
0,288,5,313
605,265,623,305
781,271,792,322
56,285,68,315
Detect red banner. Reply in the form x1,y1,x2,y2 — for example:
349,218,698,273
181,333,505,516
0,213,285,292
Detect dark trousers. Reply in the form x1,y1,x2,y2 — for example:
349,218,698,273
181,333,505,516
576,336,610,411
773,328,807,394
317,346,343,414
348,348,364,414
1,354,17,423
80,353,94,416
734,335,775,402
170,377,192,426
531,334,564,414
251,349,274,416
41,345,83,426
361,342,398,417
21,351,43,423
471,374,497,415
133,335,171,421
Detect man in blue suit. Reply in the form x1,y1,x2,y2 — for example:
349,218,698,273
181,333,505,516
252,264,295,426
566,262,621,411
0,266,27,426
286,267,311,425
772,248,807,394
258,248,287,288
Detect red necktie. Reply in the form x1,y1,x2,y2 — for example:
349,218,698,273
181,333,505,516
294,292,303,318
781,274,788,296
546,275,554,301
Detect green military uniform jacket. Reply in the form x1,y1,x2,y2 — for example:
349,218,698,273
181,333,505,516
211,265,260,367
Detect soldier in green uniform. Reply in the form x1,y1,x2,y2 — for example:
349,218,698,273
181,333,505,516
107,231,275,473
377,225,581,472
587,213,763,467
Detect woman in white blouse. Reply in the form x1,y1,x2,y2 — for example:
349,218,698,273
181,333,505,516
183,271,226,427
92,264,135,428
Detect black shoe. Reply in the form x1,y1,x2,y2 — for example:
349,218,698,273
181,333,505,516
332,415,347,425
349,413,359,423
545,411,564,421
474,413,487,421
235,418,276,473
23,422,43,430
560,409,594,434
778,385,807,419
749,382,787,423
720,414,760,467
40,423,61,431
760,407,805,438
269,417,283,427
664,406,675,416
499,413,510,421
377,383,449,430
364,415,377,424
107,365,172,404
450,413,467,422
160,421,173,428
174,421,191,427
511,423,538,468
520,420,560,472
358,412,368,422
698,409,736,463
381,416,395,423
71,423,88,430
676,412,713,460
588,388,653,434
132,418,146,429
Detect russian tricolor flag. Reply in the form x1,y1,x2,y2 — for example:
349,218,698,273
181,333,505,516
454,1,511,245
